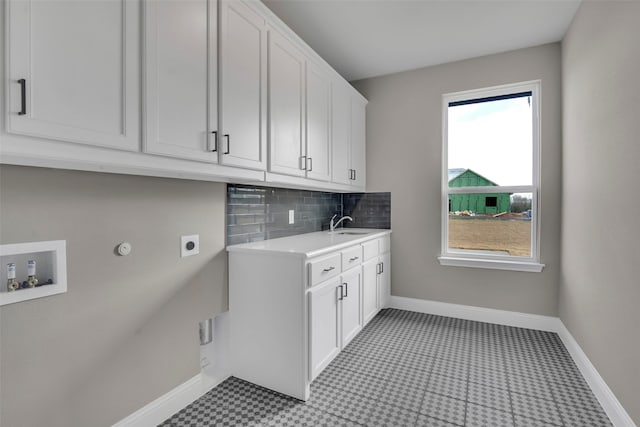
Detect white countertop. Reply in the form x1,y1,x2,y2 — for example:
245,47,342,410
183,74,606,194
226,228,391,258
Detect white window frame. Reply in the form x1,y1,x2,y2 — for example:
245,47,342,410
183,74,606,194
438,81,545,272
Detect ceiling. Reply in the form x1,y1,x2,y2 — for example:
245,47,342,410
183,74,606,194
262,0,581,81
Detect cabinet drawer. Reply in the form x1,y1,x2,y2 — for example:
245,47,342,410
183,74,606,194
309,253,341,286
362,240,379,261
341,245,362,271
379,236,390,254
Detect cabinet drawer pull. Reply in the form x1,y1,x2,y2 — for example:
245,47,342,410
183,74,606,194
322,266,335,272
223,134,230,154
376,263,382,274
380,262,384,273
18,79,26,115
208,131,218,152
337,284,344,301
300,156,307,170
353,169,357,181
349,256,359,262
307,157,313,172
343,282,348,298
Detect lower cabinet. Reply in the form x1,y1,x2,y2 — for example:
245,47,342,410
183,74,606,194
309,277,341,380
362,235,391,326
228,231,390,401
341,268,363,347
309,267,361,381
362,258,379,325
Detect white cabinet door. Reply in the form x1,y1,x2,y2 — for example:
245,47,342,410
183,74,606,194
144,0,218,162
305,61,332,182
350,98,367,189
7,0,140,151
362,258,379,326
341,269,362,347
268,29,306,177
378,252,391,310
219,0,267,170
331,84,352,185
309,277,341,380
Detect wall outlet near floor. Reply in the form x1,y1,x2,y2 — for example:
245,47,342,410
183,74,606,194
200,355,211,370
288,210,295,225
180,234,199,257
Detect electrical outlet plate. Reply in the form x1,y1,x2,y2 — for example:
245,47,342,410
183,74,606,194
289,210,295,224
181,234,199,257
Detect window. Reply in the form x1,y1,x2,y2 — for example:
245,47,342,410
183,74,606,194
439,81,544,272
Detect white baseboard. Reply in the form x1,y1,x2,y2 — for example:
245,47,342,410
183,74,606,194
112,371,232,427
388,296,561,332
555,323,637,427
387,296,636,427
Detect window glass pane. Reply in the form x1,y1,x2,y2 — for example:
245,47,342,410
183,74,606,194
448,192,532,257
448,95,532,187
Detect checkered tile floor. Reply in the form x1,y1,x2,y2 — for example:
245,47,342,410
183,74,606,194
159,309,612,426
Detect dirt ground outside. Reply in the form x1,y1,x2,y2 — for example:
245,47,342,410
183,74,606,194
448,217,531,256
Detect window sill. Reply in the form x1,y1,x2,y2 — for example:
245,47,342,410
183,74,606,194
437,256,545,272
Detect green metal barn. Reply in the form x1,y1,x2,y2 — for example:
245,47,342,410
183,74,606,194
448,168,511,214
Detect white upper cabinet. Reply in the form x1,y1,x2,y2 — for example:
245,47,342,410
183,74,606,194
219,0,267,170
2,0,365,189
331,83,366,190
6,0,141,151
350,97,367,188
268,28,306,177
305,61,332,182
143,0,218,163
331,83,352,185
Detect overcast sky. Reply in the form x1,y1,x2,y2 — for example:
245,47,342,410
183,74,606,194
448,96,532,187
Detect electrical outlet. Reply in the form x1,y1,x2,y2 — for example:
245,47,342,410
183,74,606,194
288,210,295,224
181,234,199,257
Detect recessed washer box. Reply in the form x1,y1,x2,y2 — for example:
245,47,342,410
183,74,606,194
0,240,67,306
181,235,200,257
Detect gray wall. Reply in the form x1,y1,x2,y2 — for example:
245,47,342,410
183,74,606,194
352,43,562,316
560,2,640,424
0,165,228,427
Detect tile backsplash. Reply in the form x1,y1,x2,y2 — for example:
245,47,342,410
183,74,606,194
227,184,391,245
342,192,391,229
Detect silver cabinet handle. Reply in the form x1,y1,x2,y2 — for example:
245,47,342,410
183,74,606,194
337,284,344,301
307,157,313,172
343,282,348,298
380,262,384,273
323,266,335,272
349,256,359,261
300,156,307,170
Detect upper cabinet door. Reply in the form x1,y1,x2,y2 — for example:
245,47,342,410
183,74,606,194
331,84,351,185
350,98,366,189
144,0,218,163
6,0,140,151
305,61,332,182
219,0,267,170
268,29,306,177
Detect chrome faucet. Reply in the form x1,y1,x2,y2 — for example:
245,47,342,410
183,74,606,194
330,214,353,231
